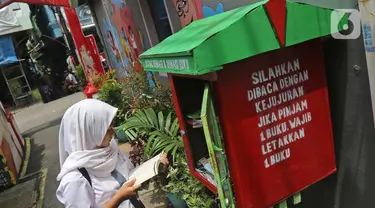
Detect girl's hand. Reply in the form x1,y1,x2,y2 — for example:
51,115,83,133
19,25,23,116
104,179,141,208
160,153,169,166
117,179,141,200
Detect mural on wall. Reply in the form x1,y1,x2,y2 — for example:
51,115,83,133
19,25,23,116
202,2,224,17
106,30,121,62
200,0,268,18
172,0,203,28
137,27,159,87
121,3,144,71
93,0,158,86
102,1,128,76
101,0,145,75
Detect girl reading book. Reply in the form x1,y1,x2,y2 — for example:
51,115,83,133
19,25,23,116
56,99,168,208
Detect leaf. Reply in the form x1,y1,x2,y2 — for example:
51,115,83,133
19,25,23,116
118,121,153,131
135,110,149,124
152,139,169,153
171,145,179,163
125,130,136,141
182,193,189,200
170,118,180,137
150,130,170,140
149,138,165,154
153,145,168,155
145,108,159,129
163,143,175,154
165,112,172,132
129,129,138,137
158,111,164,131
144,135,155,156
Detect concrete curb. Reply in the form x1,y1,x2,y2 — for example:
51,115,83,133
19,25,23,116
37,168,48,208
20,137,31,178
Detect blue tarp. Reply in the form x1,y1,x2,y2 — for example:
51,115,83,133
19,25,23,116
0,35,18,66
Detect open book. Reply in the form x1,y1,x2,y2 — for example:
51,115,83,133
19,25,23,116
127,153,163,186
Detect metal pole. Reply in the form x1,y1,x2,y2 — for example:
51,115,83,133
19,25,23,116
358,0,375,125
52,6,75,52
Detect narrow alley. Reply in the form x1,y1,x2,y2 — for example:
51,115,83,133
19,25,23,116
0,93,85,208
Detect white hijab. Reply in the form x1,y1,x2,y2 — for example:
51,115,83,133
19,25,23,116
57,99,119,181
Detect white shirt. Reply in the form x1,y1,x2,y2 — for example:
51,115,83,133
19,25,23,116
67,56,76,73
57,152,135,208
66,74,78,84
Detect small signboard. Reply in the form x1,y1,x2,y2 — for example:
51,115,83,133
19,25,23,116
215,39,336,208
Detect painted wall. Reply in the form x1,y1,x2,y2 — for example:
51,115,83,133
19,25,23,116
91,0,161,87
92,0,146,76
164,0,181,33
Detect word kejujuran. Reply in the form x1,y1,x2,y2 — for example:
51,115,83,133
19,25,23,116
255,86,305,113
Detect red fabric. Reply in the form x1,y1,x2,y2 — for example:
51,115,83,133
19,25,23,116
265,0,287,47
83,82,98,98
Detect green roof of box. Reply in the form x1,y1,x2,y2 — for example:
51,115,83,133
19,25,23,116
140,0,347,75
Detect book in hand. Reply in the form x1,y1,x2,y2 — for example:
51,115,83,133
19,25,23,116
126,153,163,186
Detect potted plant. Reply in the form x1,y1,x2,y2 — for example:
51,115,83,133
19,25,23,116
165,152,216,208
118,108,217,207
117,108,183,162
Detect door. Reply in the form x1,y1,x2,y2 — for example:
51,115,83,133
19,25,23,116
201,83,235,207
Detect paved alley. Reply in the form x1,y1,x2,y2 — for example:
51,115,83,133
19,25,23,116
0,93,85,208
14,93,85,134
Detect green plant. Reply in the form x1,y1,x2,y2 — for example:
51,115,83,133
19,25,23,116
117,108,183,162
119,71,174,115
75,65,87,90
128,134,147,166
166,152,216,208
75,65,86,80
149,86,174,114
88,73,106,89
32,89,42,101
98,80,128,123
